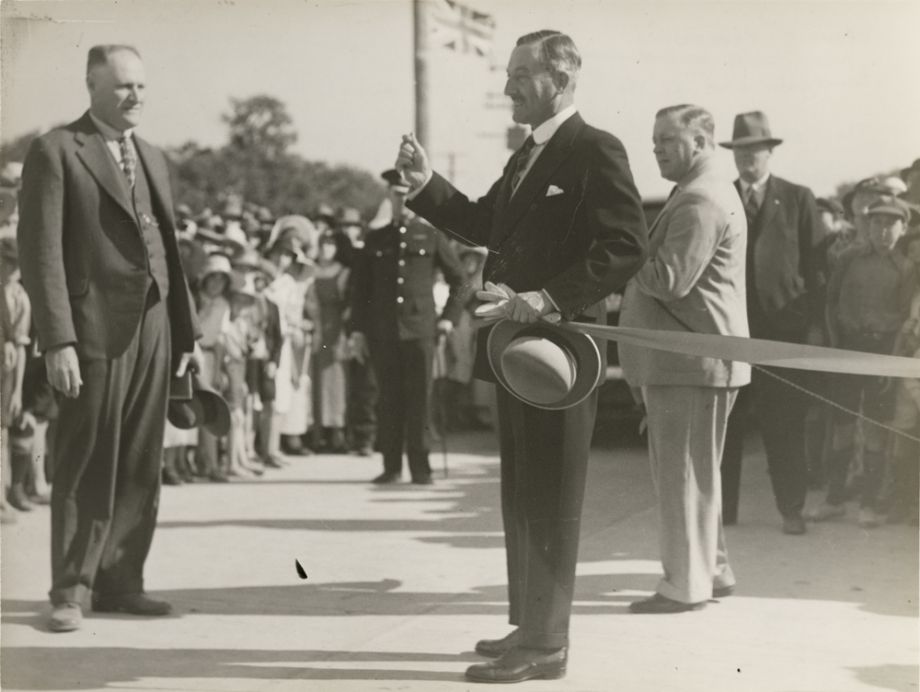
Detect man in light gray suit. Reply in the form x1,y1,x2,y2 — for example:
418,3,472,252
619,105,751,613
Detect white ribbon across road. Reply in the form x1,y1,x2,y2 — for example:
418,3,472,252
558,322,920,379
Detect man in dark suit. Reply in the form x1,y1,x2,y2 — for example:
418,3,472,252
17,45,199,632
718,111,824,536
396,30,647,683
349,170,465,485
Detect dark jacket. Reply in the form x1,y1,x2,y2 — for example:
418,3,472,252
17,112,198,361
408,112,648,380
350,217,465,342
739,174,824,341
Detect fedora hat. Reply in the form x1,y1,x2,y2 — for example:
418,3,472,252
168,370,231,436
719,111,783,149
487,321,602,410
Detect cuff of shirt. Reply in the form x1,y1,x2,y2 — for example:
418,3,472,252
406,171,434,201
541,289,560,313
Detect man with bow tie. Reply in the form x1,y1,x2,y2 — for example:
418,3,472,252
396,30,647,683
17,45,200,632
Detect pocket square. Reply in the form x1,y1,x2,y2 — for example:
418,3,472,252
545,184,564,197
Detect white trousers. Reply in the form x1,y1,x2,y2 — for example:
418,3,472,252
642,385,738,604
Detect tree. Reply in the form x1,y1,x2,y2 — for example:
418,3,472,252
222,95,297,162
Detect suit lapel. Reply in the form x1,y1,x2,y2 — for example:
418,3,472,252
74,116,135,220
134,135,175,229
757,176,780,231
495,113,583,244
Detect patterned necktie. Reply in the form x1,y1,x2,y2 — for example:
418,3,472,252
509,135,536,195
744,186,760,221
119,134,137,188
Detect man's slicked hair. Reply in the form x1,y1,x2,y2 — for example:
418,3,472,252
86,44,141,74
656,104,716,146
516,30,581,88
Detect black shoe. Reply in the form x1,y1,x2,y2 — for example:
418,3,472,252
629,593,706,614
92,593,172,616
411,474,434,485
372,472,401,484
475,628,521,658
354,445,374,457
8,484,34,511
782,515,807,535
465,646,567,683
712,584,735,598
162,468,183,486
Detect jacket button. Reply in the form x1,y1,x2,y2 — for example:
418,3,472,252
400,242,407,249
396,296,404,304
419,249,426,255
397,277,405,284
398,259,406,267
399,226,407,234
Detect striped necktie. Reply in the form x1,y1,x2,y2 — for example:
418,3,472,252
510,136,536,194
119,135,137,188
744,186,760,221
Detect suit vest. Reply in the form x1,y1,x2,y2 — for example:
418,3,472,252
131,160,170,300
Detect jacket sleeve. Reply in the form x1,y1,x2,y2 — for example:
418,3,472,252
797,186,826,327
407,171,505,249
349,247,371,335
434,234,467,326
543,132,649,319
16,136,76,352
633,194,722,302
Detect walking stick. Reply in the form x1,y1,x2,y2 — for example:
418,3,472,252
434,333,450,478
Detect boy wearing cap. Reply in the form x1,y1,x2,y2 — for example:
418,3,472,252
811,198,916,527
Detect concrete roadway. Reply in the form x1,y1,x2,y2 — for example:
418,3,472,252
1,429,917,692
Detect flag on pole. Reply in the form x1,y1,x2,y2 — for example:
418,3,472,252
429,0,496,57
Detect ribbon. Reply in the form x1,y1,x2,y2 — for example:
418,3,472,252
557,322,919,379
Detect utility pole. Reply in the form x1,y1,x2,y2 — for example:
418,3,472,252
413,0,430,152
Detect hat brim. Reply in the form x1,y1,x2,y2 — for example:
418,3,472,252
718,137,783,150
487,320,602,411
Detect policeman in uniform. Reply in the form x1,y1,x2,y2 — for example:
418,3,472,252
349,169,465,484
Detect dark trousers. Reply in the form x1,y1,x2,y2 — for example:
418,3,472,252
370,337,432,478
347,358,378,448
721,367,809,522
496,385,596,650
49,292,170,606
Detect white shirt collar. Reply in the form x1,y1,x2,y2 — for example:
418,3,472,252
89,111,134,142
741,172,770,193
531,105,577,146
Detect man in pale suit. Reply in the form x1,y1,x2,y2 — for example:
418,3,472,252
17,45,199,632
619,105,750,613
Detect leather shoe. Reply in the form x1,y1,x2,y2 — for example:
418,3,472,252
712,584,735,598
629,593,706,614
782,515,807,535
411,474,434,485
92,593,172,616
465,646,567,683
372,472,401,484
8,485,34,511
48,603,82,632
475,628,521,657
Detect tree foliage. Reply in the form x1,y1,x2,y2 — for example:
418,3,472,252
0,96,385,218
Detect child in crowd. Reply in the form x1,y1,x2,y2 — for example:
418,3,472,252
810,198,916,527
307,229,350,453
221,271,265,477
1,236,30,520
265,233,315,456
887,231,920,524
194,253,234,481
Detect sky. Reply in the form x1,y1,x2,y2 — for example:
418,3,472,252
1,0,918,200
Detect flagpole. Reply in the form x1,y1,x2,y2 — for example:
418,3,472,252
413,0,430,151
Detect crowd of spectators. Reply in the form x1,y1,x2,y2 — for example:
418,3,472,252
1,155,918,528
